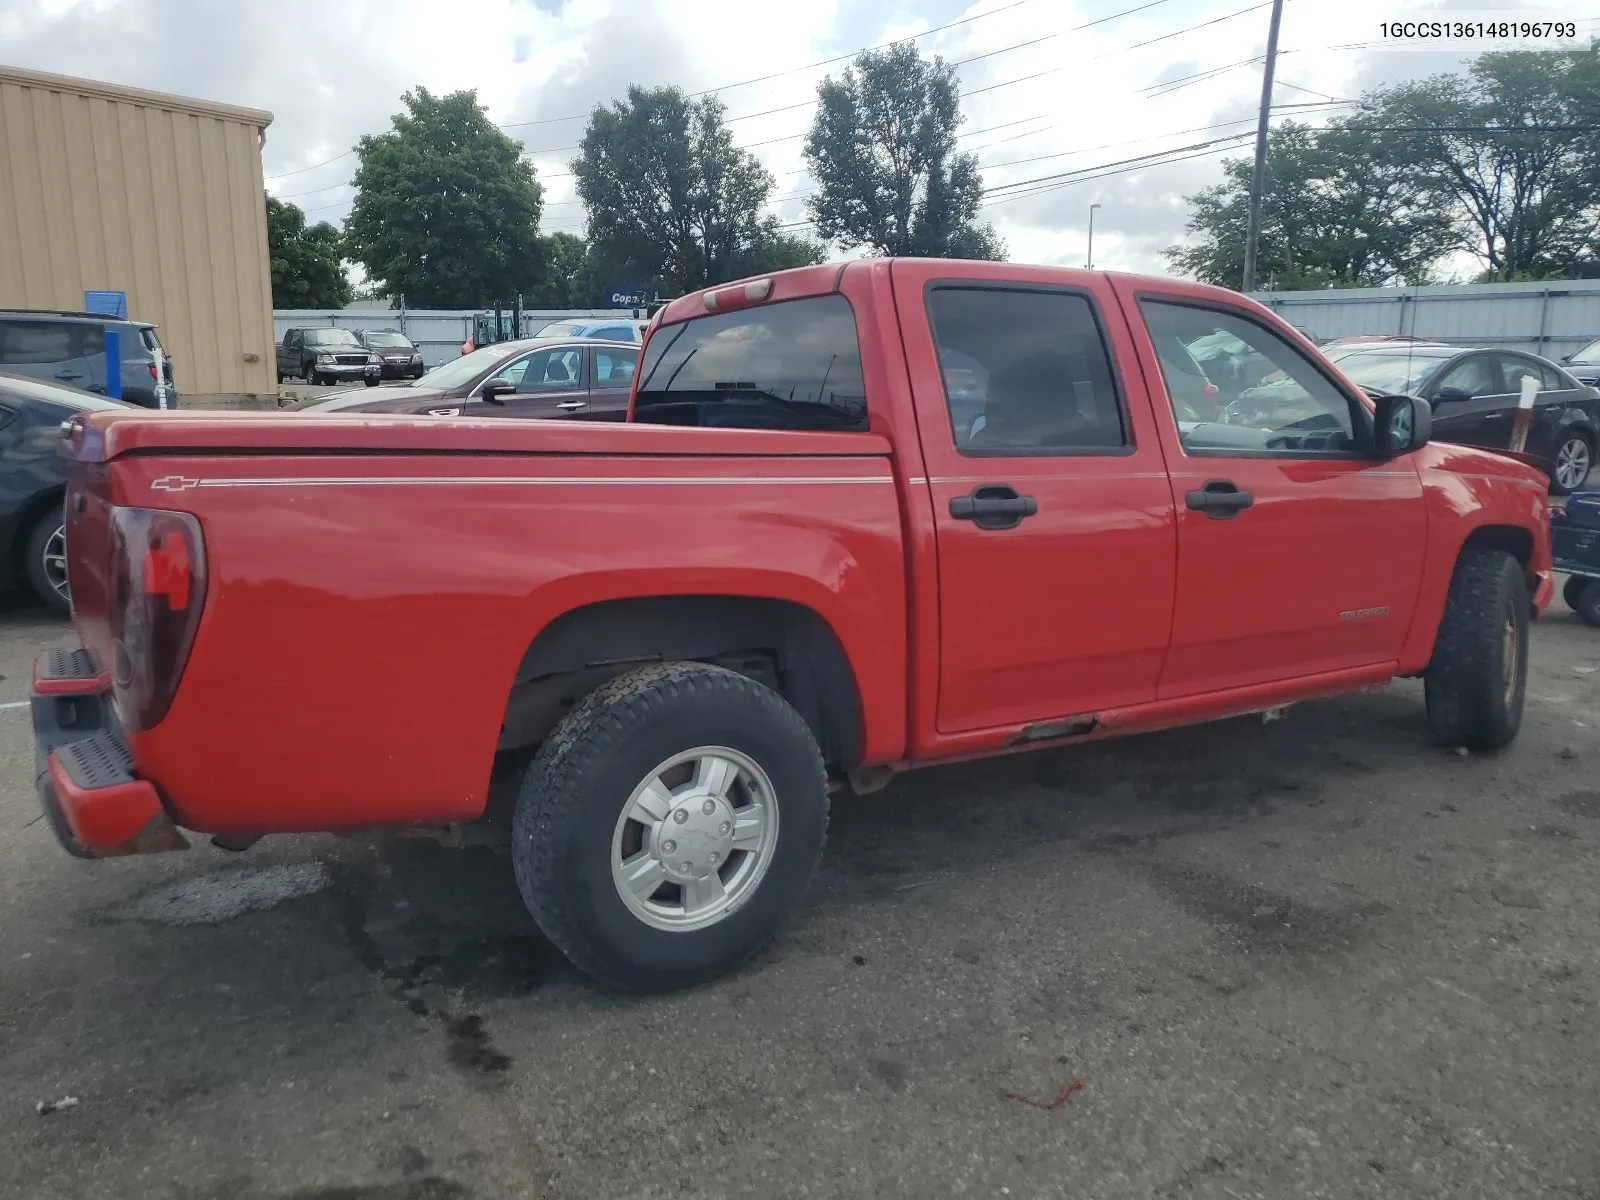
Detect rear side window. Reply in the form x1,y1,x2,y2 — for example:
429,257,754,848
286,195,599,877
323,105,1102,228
0,321,103,365
634,295,867,432
595,348,638,385
926,287,1127,454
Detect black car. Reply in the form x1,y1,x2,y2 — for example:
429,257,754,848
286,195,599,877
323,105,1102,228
0,309,175,408
0,371,133,613
1564,338,1600,389
276,328,381,386
1325,342,1600,493
355,329,426,381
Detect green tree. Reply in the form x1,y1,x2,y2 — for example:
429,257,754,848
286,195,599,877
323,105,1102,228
1367,50,1600,279
524,232,592,308
345,87,545,307
573,86,822,297
1166,120,1457,289
803,44,1003,260
265,193,352,308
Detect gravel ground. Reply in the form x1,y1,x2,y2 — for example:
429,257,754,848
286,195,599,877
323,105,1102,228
1,589,1597,1200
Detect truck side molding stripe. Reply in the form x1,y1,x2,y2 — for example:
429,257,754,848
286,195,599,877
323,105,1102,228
149,474,896,492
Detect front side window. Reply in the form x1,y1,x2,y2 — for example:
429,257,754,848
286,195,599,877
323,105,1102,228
499,347,583,391
926,287,1127,454
1434,356,1498,397
634,295,867,432
595,348,638,385
1140,301,1359,456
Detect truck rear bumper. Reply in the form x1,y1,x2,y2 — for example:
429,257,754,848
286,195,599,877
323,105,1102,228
30,650,188,858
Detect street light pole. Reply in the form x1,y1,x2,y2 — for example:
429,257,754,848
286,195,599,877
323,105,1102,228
1241,0,1286,294
1086,203,1101,269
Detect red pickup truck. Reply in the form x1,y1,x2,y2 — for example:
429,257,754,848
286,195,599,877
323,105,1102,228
34,260,1554,992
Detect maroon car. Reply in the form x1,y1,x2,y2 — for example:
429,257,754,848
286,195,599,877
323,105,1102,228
301,337,639,420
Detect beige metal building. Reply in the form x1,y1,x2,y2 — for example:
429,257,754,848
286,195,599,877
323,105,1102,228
0,65,276,399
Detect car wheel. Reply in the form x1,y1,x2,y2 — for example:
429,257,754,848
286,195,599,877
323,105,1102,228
25,509,71,616
1551,433,1593,494
1424,549,1528,750
1548,435,1587,496
1567,577,1600,627
512,662,828,993
276,369,285,384
364,377,379,387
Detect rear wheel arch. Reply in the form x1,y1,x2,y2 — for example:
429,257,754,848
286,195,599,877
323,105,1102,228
500,595,865,772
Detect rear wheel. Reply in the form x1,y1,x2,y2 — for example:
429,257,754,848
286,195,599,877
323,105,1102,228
1424,550,1528,750
1567,577,1600,628
512,662,828,993
1552,433,1593,494
24,509,70,616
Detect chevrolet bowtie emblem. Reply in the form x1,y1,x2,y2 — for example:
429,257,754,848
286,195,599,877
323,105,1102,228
150,475,201,492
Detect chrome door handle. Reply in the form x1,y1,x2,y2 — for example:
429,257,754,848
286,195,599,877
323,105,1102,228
555,400,586,410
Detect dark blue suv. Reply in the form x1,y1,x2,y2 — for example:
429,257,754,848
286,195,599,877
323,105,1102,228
0,309,175,408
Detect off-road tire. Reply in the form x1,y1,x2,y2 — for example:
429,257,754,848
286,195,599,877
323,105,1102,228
1424,549,1529,750
511,662,828,993
1567,577,1600,628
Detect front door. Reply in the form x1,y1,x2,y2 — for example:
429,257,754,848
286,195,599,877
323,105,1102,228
893,261,1179,735
1427,353,1506,449
463,345,589,419
1120,288,1427,699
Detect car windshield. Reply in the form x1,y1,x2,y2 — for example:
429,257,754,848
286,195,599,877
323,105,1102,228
306,329,361,347
1570,338,1600,366
362,332,411,348
1327,351,1455,395
414,343,525,390
535,322,587,338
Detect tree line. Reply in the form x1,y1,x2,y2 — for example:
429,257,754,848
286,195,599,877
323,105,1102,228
1169,50,1600,288
267,44,1003,310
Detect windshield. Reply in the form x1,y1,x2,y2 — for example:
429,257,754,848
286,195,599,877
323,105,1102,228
306,329,361,347
1328,351,1454,395
1571,338,1600,367
361,332,412,348
414,343,520,390
535,322,587,338
634,295,868,432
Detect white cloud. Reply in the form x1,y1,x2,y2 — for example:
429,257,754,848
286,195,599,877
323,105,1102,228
1,0,1581,275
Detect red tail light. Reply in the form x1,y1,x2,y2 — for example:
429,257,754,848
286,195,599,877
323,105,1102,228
107,507,207,731
147,363,159,381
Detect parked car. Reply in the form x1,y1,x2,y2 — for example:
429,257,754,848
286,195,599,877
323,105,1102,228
1552,490,1600,626
0,309,174,408
0,372,132,613
35,260,1553,994
531,318,650,343
277,328,381,386
299,337,639,420
355,330,426,382
1563,338,1600,389
1325,342,1599,493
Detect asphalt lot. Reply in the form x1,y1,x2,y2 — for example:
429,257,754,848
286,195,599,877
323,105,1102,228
1,589,1598,1200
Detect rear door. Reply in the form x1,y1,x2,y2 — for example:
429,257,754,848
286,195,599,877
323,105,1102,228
892,261,1179,734
0,320,104,392
586,345,639,420
1120,287,1426,698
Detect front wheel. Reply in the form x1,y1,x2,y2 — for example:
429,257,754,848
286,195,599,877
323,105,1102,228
304,365,320,386
1551,433,1593,495
512,662,828,993
25,509,70,616
1424,550,1529,750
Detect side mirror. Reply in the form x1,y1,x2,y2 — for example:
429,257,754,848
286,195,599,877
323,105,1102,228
1432,385,1472,403
1561,354,1572,363
1375,394,1431,456
480,378,516,405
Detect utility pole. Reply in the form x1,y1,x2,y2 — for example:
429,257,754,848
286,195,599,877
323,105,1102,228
1086,203,1102,268
1241,0,1285,294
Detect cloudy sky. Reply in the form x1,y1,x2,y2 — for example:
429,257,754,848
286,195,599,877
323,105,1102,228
1,0,1586,277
